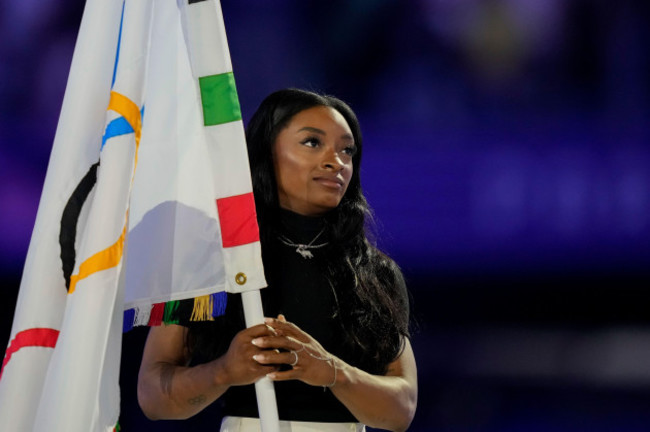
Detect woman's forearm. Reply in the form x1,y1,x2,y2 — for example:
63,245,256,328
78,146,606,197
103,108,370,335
137,356,230,420
330,340,418,432
331,364,416,431
137,323,277,420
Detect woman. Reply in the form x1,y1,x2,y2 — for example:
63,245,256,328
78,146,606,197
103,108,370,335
137,89,417,431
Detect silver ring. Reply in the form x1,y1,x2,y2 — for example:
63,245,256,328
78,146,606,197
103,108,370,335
289,350,299,366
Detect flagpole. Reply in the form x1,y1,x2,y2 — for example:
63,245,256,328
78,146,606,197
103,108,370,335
242,290,281,432
177,1,281,429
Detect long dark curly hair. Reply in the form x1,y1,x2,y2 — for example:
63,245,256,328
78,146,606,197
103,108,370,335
188,88,410,373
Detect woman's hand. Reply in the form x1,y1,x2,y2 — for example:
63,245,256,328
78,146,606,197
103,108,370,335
252,314,418,431
218,323,282,386
250,314,338,388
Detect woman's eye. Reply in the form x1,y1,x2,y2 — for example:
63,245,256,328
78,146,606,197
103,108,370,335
301,137,320,148
343,146,357,156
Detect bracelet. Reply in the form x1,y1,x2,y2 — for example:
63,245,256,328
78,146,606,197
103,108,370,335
323,357,337,390
301,346,337,390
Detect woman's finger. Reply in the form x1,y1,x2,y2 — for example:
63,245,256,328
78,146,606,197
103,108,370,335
264,317,308,341
240,323,278,340
251,335,303,351
252,349,300,366
266,368,300,382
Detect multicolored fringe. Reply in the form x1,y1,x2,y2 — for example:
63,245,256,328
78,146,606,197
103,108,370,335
122,291,227,332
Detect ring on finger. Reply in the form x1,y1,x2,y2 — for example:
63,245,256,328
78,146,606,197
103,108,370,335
289,350,299,366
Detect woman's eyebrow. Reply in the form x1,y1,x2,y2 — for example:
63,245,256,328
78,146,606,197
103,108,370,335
297,126,325,135
298,126,354,143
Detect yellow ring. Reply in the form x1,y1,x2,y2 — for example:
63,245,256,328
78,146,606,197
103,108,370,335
235,272,247,285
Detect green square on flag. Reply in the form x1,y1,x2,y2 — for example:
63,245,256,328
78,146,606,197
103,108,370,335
199,72,242,126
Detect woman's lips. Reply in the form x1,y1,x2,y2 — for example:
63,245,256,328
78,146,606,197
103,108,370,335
314,177,344,189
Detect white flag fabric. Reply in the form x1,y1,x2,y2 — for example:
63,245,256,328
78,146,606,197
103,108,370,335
0,0,266,430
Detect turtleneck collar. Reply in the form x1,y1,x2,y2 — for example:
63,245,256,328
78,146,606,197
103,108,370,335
278,208,327,244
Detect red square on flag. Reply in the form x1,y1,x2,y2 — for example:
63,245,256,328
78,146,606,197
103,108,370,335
216,192,260,248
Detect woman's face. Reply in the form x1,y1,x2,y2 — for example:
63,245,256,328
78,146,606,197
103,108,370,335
272,105,356,216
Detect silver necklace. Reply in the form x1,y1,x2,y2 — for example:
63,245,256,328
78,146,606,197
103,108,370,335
278,227,328,259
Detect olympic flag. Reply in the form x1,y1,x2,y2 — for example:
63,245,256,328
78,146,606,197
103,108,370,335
0,0,277,430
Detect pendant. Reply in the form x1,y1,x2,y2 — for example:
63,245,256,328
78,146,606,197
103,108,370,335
295,245,314,259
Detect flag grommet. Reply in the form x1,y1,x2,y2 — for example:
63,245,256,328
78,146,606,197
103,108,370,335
235,272,247,285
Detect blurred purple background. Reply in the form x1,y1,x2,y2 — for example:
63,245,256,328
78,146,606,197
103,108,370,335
1,0,650,430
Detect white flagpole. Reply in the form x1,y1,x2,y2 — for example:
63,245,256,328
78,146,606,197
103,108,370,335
242,291,281,432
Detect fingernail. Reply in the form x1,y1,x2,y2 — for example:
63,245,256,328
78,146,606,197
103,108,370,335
253,354,262,361
265,324,278,335
251,338,263,346
266,372,277,379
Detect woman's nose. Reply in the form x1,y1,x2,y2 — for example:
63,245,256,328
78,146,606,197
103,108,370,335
321,150,344,171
